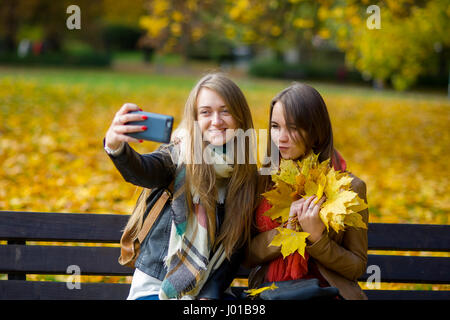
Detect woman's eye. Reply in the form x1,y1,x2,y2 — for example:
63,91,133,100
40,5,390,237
221,109,229,114
271,124,279,129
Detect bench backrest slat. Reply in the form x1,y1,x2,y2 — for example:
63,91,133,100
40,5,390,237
236,255,450,284
368,223,450,251
361,255,450,284
0,245,131,276
0,211,128,243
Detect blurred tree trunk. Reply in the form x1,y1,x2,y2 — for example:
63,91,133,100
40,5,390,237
1,0,19,52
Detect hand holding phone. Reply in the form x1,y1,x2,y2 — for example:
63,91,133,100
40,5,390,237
125,111,173,143
105,103,173,150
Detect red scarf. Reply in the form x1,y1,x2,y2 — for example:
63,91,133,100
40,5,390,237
255,150,346,282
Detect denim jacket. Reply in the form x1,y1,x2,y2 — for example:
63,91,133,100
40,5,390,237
106,140,244,299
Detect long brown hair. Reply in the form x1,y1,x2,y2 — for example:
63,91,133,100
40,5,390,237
127,73,258,259
182,73,258,258
260,82,338,193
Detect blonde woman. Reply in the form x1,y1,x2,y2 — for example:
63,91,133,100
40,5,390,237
104,73,258,300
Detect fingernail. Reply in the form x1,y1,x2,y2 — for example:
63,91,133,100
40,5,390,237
139,108,143,111
142,126,147,130
142,116,148,120
139,140,143,143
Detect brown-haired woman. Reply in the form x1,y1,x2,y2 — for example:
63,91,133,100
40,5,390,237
245,82,369,300
104,73,258,300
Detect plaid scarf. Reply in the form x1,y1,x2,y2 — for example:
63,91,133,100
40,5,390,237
159,146,231,299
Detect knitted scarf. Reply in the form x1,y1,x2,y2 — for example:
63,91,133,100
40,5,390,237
159,145,231,299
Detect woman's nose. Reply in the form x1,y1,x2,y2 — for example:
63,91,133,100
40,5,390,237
278,128,289,142
211,112,223,126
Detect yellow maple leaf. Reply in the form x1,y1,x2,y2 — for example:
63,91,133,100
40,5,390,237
329,213,346,233
322,189,357,213
318,157,331,172
269,227,310,258
272,159,300,186
303,171,327,202
304,179,318,198
320,189,358,231
299,152,319,177
347,195,369,213
262,180,293,207
264,206,291,222
245,282,278,296
315,172,327,202
295,174,306,195
325,169,353,194
344,212,368,229
262,180,294,222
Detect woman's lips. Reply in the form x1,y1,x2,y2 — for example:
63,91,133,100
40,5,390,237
208,129,227,135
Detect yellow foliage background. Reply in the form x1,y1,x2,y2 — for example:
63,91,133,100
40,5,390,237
0,68,449,288
1,69,448,224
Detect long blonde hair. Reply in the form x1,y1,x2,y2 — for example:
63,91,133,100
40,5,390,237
126,73,258,259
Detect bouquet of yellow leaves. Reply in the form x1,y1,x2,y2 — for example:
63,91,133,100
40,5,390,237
263,153,368,259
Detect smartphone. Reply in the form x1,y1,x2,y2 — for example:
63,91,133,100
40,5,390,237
125,111,173,143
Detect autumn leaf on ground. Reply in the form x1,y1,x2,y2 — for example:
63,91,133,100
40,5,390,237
245,283,278,297
269,227,310,258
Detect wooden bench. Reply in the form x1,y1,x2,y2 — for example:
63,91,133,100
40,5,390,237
0,210,449,300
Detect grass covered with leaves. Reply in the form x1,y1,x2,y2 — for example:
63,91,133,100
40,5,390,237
1,66,448,224
0,66,448,288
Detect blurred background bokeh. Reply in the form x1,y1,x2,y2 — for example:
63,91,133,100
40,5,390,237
0,0,449,290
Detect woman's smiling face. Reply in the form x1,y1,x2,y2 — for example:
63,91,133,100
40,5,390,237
196,87,237,146
270,101,307,160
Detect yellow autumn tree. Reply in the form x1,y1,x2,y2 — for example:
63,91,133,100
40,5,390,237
224,0,330,53
137,0,449,89
323,0,450,90
138,0,222,54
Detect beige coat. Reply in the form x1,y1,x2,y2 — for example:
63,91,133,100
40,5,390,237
244,174,369,300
